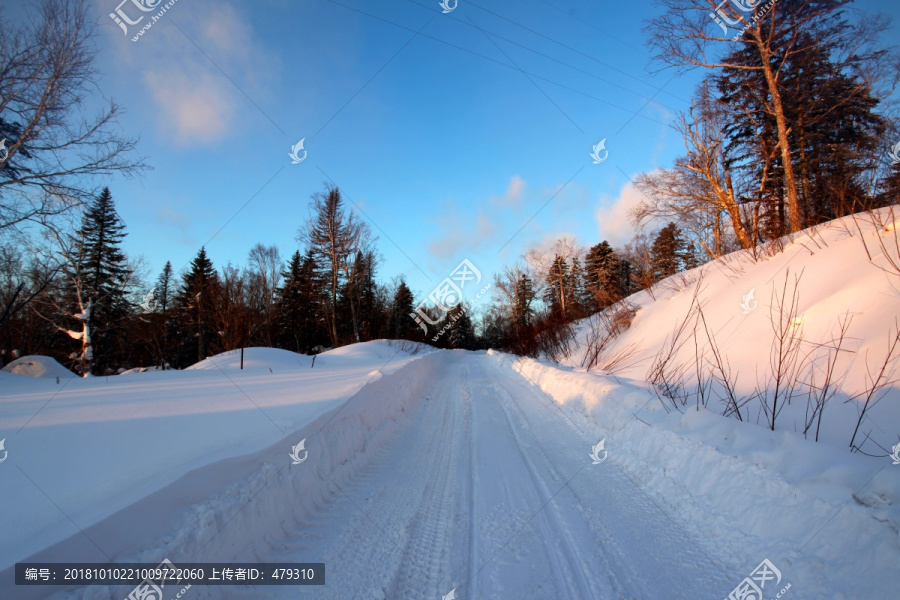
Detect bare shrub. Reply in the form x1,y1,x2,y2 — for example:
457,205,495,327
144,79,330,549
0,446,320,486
646,278,704,412
755,268,806,431
802,313,854,441
696,302,748,420
580,299,637,370
847,318,900,452
852,205,900,277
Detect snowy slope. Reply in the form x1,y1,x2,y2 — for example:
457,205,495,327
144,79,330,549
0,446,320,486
564,207,900,452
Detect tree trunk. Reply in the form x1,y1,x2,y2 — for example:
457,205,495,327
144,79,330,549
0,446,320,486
758,42,803,233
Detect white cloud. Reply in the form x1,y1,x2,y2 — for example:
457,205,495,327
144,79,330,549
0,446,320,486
594,178,644,248
112,0,277,146
145,70,236,145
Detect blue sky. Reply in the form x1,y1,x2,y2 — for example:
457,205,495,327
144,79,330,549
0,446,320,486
13,0,900,303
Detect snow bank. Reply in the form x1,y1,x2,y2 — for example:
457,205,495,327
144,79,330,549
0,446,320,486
22,349,444,600
0,341,425,579
1,355,76,379
487,350,900,599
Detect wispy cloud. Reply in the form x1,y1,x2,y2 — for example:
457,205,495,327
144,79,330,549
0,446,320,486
110,0,278,146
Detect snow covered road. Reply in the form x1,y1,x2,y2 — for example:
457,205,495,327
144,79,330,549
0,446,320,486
6,343,895,599
217,352,732,600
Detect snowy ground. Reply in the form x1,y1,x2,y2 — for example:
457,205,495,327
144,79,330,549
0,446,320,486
1,211,899,599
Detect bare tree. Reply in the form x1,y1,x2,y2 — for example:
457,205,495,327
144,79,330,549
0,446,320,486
214,263,251,352
33,221,133,376
492,262,538,331
0,236,59,328
621,231,656,297
247,243,282,346
525,236,579,318
847,319,900,452
0,0,145,232
634,83,759,256
300,185,368,347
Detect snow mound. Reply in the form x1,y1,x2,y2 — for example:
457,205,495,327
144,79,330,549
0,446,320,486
1,355,76,379
186,347,312,371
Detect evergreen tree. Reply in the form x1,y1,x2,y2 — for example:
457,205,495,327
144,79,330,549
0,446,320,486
73,187,131,373
651,223,686,282
543,254,571,319
715,11,887,234
275,250,327,353
568,257,588,318
154,261,175,314
513,273,536,333
586,241,627,309
446,303,475,350
176,247,218,365
387,279,417,340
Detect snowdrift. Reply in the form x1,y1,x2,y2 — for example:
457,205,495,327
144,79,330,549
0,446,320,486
1,355,76,379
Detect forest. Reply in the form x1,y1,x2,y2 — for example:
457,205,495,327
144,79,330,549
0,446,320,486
1,0,899,376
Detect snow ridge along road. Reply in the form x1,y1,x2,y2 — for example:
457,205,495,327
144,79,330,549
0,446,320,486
210,351,732,600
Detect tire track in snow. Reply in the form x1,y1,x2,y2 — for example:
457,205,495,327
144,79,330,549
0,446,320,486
384,374,462,600
465,367,615,599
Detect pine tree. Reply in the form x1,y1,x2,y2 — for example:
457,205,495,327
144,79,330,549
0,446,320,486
155,261,174,314
651,223,686,282
387,279,417,340
513,273,536,333
176,247,218,365
568,257,588,318
73,187,131,373
446,303,475,350
586,241,626,309
543,254,571,319
275,250,327,353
